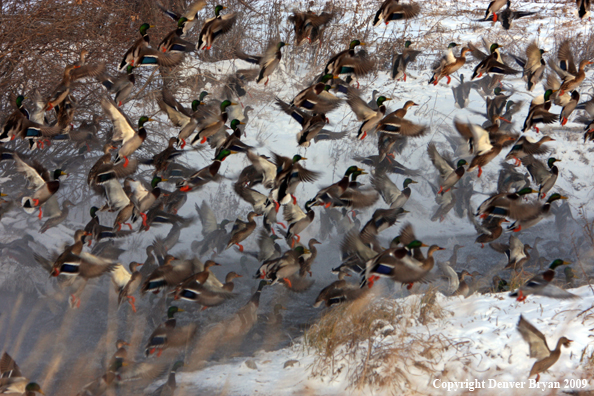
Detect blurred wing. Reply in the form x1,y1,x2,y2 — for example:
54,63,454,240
517,315,551,360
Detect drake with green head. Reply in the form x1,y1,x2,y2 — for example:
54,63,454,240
119,23,154,70
198,5,237,50
324,40,373,82
507,193,568,232
144,306,187,357
191,100,237,145
178,149,236,192
511,259,576,301
114,116,153,168
392,40,422,81
346,89,392,140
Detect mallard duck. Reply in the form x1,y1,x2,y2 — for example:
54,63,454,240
158,0,207,36
476,187,537,218
46,59,105,111
485,4,537,29
375,106,426,137
577,0,591,19
504,135,553,166
147,137,183,177
0,95,64,142
505,193,567,232
158,22,197,53
511,259,578,301
392,40,421,81
471,43,518,80
12,153,65,219
177,149,236,192
428,43,470,85
226,211,259,252
548,40,593,95
0,352,44,395
191,100,236,145
452,74,472,108
174,271,240,309
274,97,330,147
373,0,421,26
271,153,321,200
116,262,143,312
145,306,196,357
427,143,467,194
141,255,193,294
454,118,515,177
313,270,367,307
453,270,474,297
233,184,279,233
346,89,391,140
192,202,231,255
288,75,342,114
312,166,377,209
560,90,579,125
491,234,531,271
236,41,288,86
474,217,507,247
211,119,252,155
197,5,237,50
371,174,416,209
39,199,74,233
323,40,374,82
517,315,573,383
158,90,208,148
255,246,310,287
360,206,407,239
483,0,509,20
97,66,136,107
510,42,546,91
119,23,154,69
246,150,277,188
522,156,560,199
288,10,334,45
283,199,315,247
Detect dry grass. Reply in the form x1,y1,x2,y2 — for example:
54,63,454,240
303,289,460,393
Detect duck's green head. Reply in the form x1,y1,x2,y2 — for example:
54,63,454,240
539,48,547,55
456,159,467,168
506,100,515,111
53,169,67,180
199,91,209,101
25,382,43,394
191,99,203,112
219,219,231,228
139,23,154,36
305,198,316,210
172,361,184,371
126,65,135,74
517,187,537,196
546,193,568,203
277,41,287,49
294,245,311,256
403,178,417,188
292,154,305,163
214,5,227,16
406,240,428,249
377,96,392,106
138,116,153,127
549,259,571,270
177,16,188,28
230,119,244,130
151,176,167,189
220,100,237,112
257,279,270,290
544,89,556,102
564,266,577,278
447,42,459,49
547,157,560,168
350,168,367,181
489,43,501,53
391,235,401,245
344,165,364,177
215,148,236,161
349,40,364,49
167,305,185,318
494,87,502,95
90,206,99,218
321,74,334,83
16,95,25,108
404,40,413,48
